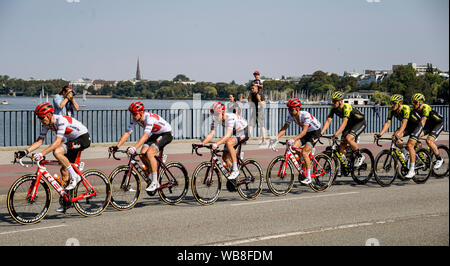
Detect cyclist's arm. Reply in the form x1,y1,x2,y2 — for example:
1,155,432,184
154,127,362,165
420,116,427,128
335,118,348,136
116,131,132,148
133,132,150,150
41,136,64,156
276,123,289,140
215,127,233,147
394,119,408,137
25,137,45,154
320,118,333,135
293,124,309,141
202,129,215,145
378,120,391,136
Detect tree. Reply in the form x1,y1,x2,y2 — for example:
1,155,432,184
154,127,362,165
173,74,190,82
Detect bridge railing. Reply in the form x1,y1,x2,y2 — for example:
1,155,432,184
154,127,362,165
1,105,448,147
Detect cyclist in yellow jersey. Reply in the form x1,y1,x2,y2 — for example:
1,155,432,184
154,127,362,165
374,94,423,178
321,91,367,167
411,93,445,169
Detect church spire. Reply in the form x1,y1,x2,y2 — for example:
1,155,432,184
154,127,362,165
136,57,141,80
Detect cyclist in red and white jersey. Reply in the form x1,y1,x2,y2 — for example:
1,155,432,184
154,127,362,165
109,101,173,192
197,101,249,180
270,98,322,184
14,102,91,192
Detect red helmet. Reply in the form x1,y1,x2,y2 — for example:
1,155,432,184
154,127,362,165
210,101,225,114
128,101,145,113
35,102,54,117
253,71,260,76
287,98,302,109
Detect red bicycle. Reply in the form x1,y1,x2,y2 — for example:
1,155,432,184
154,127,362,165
266,140,335,195
7,154,111,225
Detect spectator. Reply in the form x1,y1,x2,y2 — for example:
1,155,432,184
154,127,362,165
247,83,267,146
53,85,79,117
253,70,263,93
227,93,242,116
373,102,380,119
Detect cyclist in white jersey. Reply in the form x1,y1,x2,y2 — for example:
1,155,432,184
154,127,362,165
14,103,91,193
197,101,249,181
109,101,173,192
270,98,321,184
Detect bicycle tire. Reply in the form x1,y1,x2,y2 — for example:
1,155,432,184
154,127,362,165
308,153,335,192
412,148,432,184
191,161,222,206
266,155,295,196
374,150,397,187
108,165,141,211
158,161,189,205
7,174,52,225
73,169,111,217
351,148,374,185
431,145,450,178
236,159,263,200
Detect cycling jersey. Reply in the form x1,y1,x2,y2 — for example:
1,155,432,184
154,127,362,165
126,112,172,135
327,103,365,123
39,114,88,141
285,111,321,132
387,104,421,125
211,113,248,132
414,104,443,125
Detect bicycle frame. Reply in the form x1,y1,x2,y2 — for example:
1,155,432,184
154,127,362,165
279,143,326,179
26,159,97,204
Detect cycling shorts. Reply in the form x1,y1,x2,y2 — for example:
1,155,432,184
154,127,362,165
403,123,423,142
144,132,173,152
300,129,321,147
342,119,366,140
424,121,444,140
63,133,91,164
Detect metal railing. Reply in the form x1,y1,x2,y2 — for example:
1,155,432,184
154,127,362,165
1,105,448,147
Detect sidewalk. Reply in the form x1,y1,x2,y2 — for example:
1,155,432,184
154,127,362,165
1,133,448,165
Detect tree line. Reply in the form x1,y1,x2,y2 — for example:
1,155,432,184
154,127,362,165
1,65,448,105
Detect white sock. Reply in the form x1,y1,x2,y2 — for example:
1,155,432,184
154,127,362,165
409,162,415,171
66,165,78,178
152,172,158,183
306,169,311,179
232,162,238,172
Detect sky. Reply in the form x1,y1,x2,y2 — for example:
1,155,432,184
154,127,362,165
0,0,448,84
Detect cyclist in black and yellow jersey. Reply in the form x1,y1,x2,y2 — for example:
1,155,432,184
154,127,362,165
411,93,445,169
321,91,367,167
374,94,423,178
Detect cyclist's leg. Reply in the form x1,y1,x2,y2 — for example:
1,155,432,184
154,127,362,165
225,137,238,171
139,145,150,174
54,145,71,182
146,132,173,189
426,122,444,156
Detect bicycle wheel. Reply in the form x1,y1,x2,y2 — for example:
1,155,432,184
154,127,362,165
236,159,263,200
73,169,111,217
431,145,450,178
374,150,397,187
7,174,52,225
158,161,189,205
309,153,335,192
412,148,432,184
191,161,222,205
266,155,295,196
108,166,141,211
351,148,374,185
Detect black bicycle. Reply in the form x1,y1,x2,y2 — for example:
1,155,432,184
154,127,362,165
374,137,432,187
108,149,189,210
320,135,374,185
191,143,263,205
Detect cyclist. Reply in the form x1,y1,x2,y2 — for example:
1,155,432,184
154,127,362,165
14,103,91,212
197,101,249,181
320,91,367,167
109,101,173,192
374,94,423,178
411,93,445,169
271,98,322,184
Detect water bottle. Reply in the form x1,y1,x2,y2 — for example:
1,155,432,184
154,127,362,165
54,174,66,186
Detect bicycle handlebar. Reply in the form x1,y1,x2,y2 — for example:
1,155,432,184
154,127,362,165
191,143,226,156
108,149,144,161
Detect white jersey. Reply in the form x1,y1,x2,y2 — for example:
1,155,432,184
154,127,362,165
211,113,248,131
126,112,172,135
285,111,321,132
39,114,88,141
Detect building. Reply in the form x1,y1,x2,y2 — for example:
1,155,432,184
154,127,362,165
92,80,117,91
69,78,93,88
392,62,440,76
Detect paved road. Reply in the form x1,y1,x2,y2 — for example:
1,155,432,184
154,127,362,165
0,133,448,247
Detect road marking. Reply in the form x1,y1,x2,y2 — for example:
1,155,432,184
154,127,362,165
210,212,448,246
0,224,67,235
230,191,360,206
